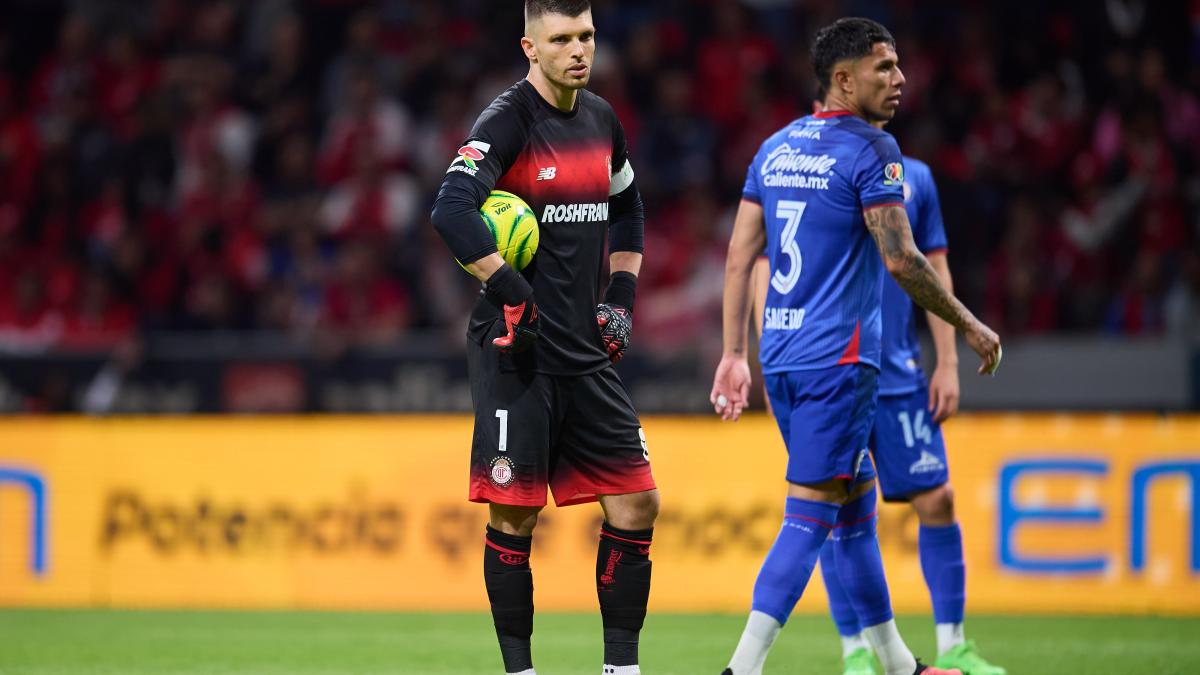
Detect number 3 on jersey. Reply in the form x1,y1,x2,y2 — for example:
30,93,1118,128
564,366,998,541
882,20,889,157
771,201,807,294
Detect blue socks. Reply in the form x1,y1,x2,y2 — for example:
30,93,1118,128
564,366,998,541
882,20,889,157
754,490,918,634
751,497,840,625
819,544,862,636
918,523,966,624
822,501,968,644
827,487,894,628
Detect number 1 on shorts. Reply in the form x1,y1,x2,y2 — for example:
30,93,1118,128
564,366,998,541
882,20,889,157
496,409,509,452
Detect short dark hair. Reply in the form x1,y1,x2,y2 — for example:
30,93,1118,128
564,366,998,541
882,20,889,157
811,18,895,93
525,0,591,22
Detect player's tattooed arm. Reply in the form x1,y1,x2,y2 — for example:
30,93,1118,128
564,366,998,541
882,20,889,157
864,204,973,330
865,204,1003,374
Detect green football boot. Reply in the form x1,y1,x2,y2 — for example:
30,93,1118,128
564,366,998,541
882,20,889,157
841,647,878,675
933,640,1006,675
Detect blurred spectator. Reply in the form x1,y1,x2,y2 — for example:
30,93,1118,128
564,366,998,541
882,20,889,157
1054,159,1146,328
0,74,42,219
636,70,717,197
1166,247,1200,343
1105,250,1167,335
61,270,135,348
0,270,62,350
266,223,334,334
187,0,240,57
122,97,176,218
985,196,1059,334
175,54,256,199
30,11,98,119
321,9,402,117
408,84,474,192
263,133,320,236
1011,70,1086,179
316,65,411,185
81,335,145,415
637,187,727,350
318,142,419,240
1138,48,1200,157
321,240,409,347
693,1,777,132
96,31,162,140
242,11,311,115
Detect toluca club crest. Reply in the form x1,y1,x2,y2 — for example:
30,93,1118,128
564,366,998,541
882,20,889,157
489,456,516,487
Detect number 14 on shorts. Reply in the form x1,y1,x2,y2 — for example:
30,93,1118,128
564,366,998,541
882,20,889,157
897,409,932,448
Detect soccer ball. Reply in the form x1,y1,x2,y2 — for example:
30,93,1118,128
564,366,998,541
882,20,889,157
473,190,539,272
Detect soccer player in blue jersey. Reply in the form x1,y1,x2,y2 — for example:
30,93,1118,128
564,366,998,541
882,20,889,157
752,131,1007,673
816,153,1006,675
710,18,1001,675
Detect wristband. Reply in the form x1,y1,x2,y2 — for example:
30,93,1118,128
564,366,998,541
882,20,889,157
484,263,533,307
603,271,637,314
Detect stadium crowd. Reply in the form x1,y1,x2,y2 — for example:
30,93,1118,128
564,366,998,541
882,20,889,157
0,0,1197,354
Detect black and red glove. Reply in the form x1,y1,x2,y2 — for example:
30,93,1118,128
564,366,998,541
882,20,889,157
597,271,637,363
484,264,538,353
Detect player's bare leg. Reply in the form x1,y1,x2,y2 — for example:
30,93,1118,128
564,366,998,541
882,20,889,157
486,504,543,675
490,504,542,536
598,488,659,530
595,489,659,675
910,484,954,526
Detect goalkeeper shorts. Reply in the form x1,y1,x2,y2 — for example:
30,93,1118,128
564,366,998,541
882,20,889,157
466,321,656,507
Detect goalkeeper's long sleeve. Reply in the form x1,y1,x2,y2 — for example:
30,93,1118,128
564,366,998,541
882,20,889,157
607,182,645,255
431,172,497,265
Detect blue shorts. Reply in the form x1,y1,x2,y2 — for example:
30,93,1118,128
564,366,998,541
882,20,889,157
765,365,879,486
870,382,949,501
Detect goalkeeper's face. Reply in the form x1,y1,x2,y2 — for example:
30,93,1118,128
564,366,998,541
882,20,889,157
523,10,596,91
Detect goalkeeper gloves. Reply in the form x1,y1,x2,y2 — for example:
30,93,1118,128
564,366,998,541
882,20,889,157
597,271,637,363
484,263,538,353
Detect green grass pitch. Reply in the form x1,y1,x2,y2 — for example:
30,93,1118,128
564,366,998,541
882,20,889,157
1,610,1197,674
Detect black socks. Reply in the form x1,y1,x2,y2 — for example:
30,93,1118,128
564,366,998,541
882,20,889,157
484,525,534,673
484,520,654,671
596,522,653,667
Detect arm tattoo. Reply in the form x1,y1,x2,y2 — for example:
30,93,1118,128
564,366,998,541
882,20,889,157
865,205,975,331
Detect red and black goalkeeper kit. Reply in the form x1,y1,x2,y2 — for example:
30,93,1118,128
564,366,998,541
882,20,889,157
431,79,653,508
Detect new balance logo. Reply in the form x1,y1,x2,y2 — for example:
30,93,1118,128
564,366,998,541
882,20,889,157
536,166,557,181
909,451,946,475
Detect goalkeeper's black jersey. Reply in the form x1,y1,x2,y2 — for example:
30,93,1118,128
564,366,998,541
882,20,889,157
447,79,633,375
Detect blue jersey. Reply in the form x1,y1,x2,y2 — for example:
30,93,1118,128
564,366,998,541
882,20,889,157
878,157,948,395
743,111,905,374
